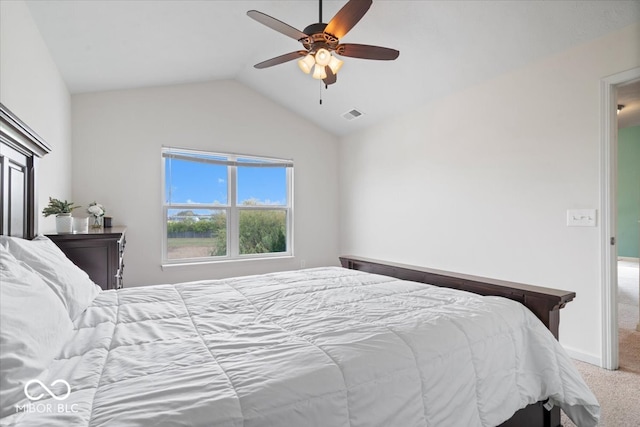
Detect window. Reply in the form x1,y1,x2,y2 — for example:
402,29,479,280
162,147,293,263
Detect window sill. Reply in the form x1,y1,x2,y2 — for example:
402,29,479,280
161,255,295,270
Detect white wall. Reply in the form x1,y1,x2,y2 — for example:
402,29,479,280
339,23,640,363
72,80,340,285
0,0,71,233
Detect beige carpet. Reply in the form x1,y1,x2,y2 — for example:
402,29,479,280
561,260,640,427
615,259,640,376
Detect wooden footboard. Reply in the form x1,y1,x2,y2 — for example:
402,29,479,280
340,255,575,427
339,255,575,340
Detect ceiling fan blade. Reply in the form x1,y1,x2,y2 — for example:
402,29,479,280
247,10,308,41
324,0,372,39
254,51,307,69
323,66,337,86
336,43,399,60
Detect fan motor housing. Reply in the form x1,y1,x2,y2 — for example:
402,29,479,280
300,23,339,51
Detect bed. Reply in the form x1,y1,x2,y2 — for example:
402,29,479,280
0,103,599,427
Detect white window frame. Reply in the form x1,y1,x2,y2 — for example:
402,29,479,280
162,147,293,265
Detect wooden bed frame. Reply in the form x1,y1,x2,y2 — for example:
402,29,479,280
2,102,574,426
0,102,51,239
340,255,575,427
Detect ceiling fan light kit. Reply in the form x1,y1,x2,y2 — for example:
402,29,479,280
298,54,315,74
247,0,399,88
299,50,344,81
313,64,328,80
328,56,344,74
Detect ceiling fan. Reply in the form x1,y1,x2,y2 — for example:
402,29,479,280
247,0,399,86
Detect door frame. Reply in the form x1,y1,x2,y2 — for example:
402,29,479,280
600,66,640,370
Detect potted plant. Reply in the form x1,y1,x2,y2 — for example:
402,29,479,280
42,197,80,233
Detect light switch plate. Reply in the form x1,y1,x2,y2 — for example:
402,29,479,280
567,209,597,227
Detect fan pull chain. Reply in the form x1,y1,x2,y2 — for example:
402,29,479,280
319,81,323,105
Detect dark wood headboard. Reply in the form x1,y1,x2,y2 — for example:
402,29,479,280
0,103,51,239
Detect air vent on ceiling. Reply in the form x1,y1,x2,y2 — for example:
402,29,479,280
342,108,364,121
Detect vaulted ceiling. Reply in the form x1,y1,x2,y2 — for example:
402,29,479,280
25,0,640,136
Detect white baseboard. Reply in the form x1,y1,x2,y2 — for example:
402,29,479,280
618,256,639,262
562,345,602,367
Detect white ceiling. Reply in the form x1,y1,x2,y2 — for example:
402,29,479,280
25,0,640,136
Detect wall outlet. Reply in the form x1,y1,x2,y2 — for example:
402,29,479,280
567,209,597,227
300,259,306,268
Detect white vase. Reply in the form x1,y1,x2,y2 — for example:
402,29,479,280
55,213,73,233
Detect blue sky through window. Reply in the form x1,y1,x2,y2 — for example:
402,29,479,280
238,166,286,205
165,158,286,206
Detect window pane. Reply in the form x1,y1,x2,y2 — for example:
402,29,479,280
165,158,227,205
239,209,287,255
237,165,287,206
166,209,227,259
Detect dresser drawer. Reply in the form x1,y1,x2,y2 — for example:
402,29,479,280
46,227,127,290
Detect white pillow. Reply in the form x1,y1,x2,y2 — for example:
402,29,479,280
0,236,101,320
0,245,75,418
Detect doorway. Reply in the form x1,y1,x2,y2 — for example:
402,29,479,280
601,67,640,370
616,80,640,371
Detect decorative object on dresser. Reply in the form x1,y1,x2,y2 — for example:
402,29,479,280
87,201,106,229
73,216,89,233
45,227,126,290
41,197,80,233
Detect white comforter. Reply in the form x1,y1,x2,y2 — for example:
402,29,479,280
2,267,599,427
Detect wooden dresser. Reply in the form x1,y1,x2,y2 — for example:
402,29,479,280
46,226,126,290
